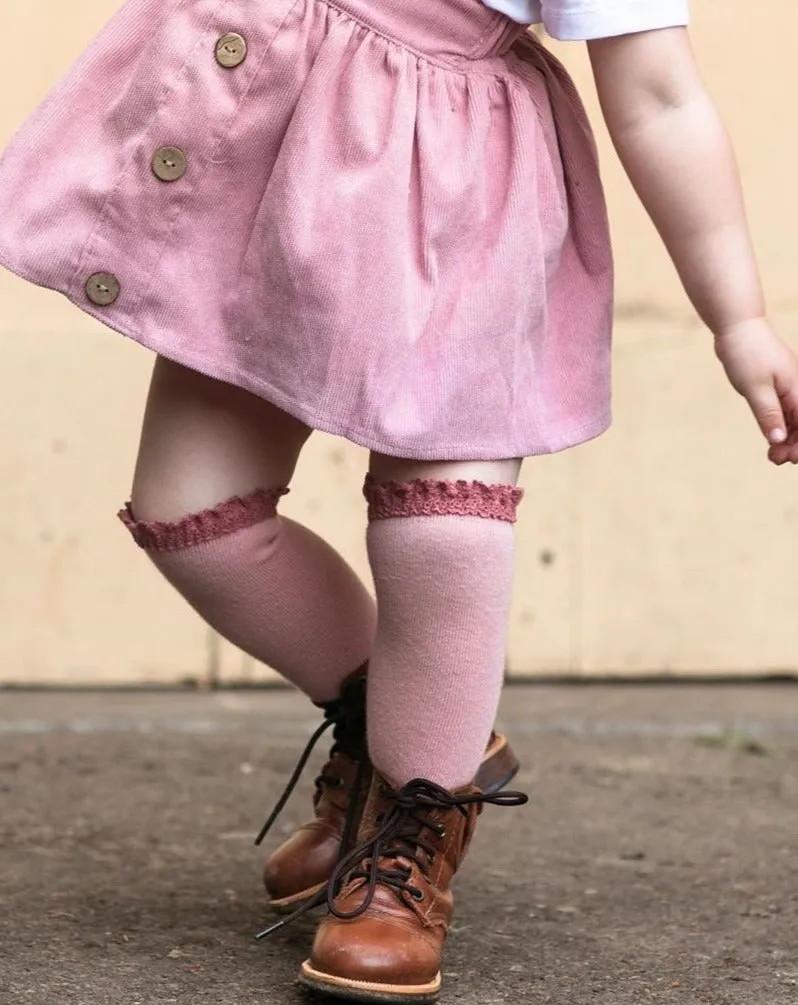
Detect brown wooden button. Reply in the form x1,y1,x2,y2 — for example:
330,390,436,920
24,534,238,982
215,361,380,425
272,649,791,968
85,272,120,307
215,32,247,68
151,146,187,182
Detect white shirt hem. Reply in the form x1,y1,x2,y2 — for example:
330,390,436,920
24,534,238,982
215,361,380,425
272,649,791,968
544,2,689,40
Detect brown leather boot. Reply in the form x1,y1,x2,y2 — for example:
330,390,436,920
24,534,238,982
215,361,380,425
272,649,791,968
259,673,371,914
297,775,528,1003
257,674,521,915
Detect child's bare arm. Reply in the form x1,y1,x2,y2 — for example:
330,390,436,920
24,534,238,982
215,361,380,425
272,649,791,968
589,28,759,334
589,27,798,463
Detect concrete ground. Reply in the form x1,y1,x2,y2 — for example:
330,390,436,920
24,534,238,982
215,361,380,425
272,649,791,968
2,684,798,1005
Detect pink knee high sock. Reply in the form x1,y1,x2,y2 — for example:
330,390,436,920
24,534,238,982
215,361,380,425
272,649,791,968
363,477,523,790
120,491,376,703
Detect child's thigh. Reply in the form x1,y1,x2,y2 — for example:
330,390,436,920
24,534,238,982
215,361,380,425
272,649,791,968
130,357,312,520
369,453,522,486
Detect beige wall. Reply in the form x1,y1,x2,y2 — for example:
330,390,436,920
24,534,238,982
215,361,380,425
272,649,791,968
0,1,796,684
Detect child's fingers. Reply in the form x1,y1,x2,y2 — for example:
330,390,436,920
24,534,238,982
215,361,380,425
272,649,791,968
767,425,798,464
747,387,788,445
768,441,798,464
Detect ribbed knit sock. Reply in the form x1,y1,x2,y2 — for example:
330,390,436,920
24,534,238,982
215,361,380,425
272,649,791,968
363,476,522,789
120,489,376,703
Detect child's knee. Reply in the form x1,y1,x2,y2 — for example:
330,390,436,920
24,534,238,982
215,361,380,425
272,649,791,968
363,474,524,525
117,489,290,628
119,488,287,554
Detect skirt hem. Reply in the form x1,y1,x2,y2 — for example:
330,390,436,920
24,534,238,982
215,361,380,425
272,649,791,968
0,254,612,463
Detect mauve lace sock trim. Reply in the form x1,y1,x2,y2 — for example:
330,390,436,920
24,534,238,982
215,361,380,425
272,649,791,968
118,488,288,551
363,474,523,523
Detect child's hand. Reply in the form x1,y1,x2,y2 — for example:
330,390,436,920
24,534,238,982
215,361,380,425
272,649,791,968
714,318,798,464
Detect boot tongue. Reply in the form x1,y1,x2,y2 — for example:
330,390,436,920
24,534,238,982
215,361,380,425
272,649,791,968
312,674,368,806
332,781,448,911
328,675,368,762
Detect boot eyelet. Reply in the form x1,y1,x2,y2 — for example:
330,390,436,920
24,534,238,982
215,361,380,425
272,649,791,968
410,888,425,902
437,826,446,839
335,778,346,789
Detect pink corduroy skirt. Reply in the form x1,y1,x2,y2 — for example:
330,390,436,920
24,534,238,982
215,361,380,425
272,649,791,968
0,0,614,460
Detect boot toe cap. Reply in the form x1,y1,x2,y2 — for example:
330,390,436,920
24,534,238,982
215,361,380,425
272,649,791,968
310,915,442,988
263,823,339,901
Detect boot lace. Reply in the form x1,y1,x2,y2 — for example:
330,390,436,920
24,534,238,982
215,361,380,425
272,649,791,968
254,675,367,848
256,778,528,939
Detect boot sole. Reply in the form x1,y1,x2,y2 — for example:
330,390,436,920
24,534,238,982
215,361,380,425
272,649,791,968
269,881,326,916
268,733,520,914
299,961,441,1003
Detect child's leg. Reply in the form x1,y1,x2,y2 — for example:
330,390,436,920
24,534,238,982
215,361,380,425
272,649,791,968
121,358,376,702
302,455,524,999
364,454,522,789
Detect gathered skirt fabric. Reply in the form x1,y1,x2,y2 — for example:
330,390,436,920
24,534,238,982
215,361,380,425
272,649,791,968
0,0,614,460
